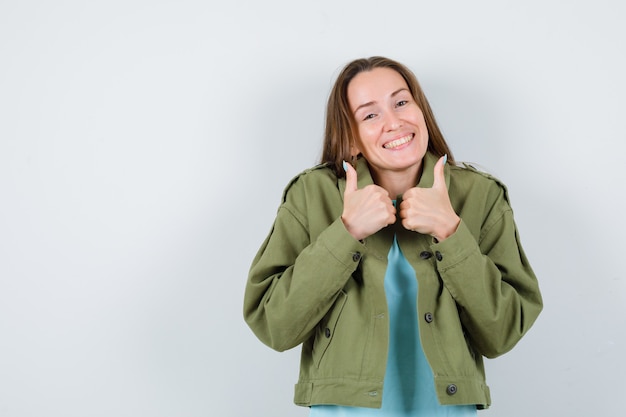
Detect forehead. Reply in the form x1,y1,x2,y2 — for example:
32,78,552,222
347,67,409,109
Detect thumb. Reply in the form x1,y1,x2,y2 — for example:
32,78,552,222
432,154,448,189
343,160,358,195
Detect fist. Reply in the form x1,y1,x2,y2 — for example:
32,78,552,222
399,155,460,241
341,161,396,241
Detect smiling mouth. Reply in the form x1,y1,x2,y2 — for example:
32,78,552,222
383,134,414,149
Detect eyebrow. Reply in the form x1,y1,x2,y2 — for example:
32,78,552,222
352,88,410,115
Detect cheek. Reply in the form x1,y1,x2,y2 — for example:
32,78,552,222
411,115,429,139
357,124,377,144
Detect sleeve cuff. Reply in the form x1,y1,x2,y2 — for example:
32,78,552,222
430,220,479,272
319,217,368,269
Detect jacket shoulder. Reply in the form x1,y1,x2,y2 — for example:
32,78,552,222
281,163,337,204
450,162,512,205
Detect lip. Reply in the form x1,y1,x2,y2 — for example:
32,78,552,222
382,133,414,149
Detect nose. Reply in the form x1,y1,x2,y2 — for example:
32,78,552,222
383,111,401,131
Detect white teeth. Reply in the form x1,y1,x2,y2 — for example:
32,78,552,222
383,134,413,149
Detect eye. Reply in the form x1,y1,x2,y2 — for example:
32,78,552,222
363,113,376,121
396,100,408,107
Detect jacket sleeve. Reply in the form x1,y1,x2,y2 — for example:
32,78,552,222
433,185,543,359
243,192,364,352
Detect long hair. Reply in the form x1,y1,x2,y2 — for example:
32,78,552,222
321,56,454,177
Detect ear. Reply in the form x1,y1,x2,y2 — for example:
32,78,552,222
350,140,361,157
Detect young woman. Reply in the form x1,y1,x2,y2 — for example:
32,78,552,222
244,56,542,416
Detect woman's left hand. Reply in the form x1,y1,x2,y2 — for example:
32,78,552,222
399,155,461,241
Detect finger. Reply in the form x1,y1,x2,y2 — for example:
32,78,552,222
432,154,448,190
343,160,358,195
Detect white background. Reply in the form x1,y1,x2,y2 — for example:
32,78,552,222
1,1,624,416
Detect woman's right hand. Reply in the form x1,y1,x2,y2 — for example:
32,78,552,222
341,161,396,241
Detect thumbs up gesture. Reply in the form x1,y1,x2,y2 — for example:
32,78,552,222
341,161,397,241
399,155,460,242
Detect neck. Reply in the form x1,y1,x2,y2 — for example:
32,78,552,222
370,163,423,198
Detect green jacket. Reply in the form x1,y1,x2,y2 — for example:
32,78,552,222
244,152,542,409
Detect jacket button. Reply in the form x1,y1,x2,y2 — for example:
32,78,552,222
446,384,458,395
352,252,362,262
435,251,443,261
424,312,434,323
324,327,331,338
419,251,432,260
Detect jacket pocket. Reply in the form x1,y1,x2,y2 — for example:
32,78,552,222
312,290,347,368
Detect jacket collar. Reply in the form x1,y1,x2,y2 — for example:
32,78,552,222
339,152,450,199
416,151,451,190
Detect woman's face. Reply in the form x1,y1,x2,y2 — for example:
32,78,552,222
347,67,429,178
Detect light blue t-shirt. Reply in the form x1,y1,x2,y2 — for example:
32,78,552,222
310,235,477,417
